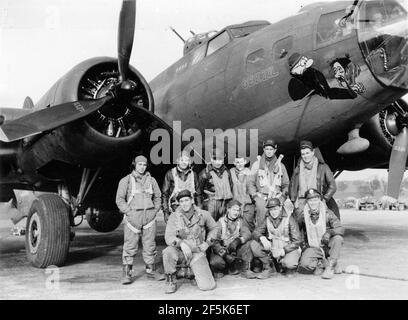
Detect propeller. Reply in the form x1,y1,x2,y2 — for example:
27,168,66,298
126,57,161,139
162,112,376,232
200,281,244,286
387,126,408,199
0,96,112,143
117,0,136,83
0,0,138,143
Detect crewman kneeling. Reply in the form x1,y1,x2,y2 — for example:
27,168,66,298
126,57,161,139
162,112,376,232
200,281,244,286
251,198,302,278
162,189,218,294
115,155,164,284
210,200,257,279
297,188,344,279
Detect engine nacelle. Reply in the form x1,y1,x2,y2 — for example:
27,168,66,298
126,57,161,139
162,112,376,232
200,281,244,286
361,97,408,152
18,57,154,176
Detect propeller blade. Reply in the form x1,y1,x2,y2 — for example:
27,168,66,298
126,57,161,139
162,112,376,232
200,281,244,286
117,0,136,81
387,126,408,199
0,96,112,143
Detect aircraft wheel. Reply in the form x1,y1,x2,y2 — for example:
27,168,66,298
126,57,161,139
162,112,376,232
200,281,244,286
86,209,123,232
25,194,70,268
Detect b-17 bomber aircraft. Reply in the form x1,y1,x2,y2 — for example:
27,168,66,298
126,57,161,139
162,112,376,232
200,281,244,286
0,0,407,268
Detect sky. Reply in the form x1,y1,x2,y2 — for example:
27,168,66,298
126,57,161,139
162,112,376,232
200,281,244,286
0,0,407,181
0,0,340,108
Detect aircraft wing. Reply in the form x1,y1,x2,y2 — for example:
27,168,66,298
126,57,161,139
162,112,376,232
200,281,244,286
0,96,112,143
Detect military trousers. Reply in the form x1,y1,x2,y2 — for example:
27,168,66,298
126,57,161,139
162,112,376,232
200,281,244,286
250,240,300,270
298,235,343,273
162,246,216,291
122,209,157,265
209,242,253,272
242,203,256,232
206,198,231,221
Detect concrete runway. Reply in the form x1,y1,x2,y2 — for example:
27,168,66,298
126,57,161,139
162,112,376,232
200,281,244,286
1,209,408,300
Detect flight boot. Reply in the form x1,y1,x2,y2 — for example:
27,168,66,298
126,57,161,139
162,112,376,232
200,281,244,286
185,267,195,280
256,262,275,280
313,260,325,276
121,264,133,285
146,264,165,281
252,258,263,273
165,273,177,294
228,259,241,275
334,262,343,274
213,271,225,279
284,268,297,278
321,259,336,279
240,261,257,279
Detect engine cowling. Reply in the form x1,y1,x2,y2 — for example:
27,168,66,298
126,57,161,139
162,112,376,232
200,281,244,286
18,57,154,176
361,98,408,152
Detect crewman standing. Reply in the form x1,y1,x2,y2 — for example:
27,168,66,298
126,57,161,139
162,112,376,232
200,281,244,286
198,148,233,221
248,139,290,225
161,150,201,223
289,140,339,218
297,188,344,279
250,198,301,278
210,200,257,279
229,153,256,231
162,189,218,294
116,155,164,284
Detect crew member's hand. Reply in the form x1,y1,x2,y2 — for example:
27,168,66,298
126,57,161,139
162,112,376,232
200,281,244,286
227,238,242,253
271,248,285,258
198,242,209,252
180,241,193,262
260,236,272,251
321,232,331,245
280,248,285,257
217,247,227,257
177,228,189,240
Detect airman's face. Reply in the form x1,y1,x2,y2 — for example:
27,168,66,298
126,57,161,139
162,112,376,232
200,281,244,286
135,162,147,174
228,205,241,220
211,158,223,168
300,148,315,164
179,197,193,212
178,155,190,170
269,206,281,219
307,197,320,211
234,158,246,171
264,146,277,158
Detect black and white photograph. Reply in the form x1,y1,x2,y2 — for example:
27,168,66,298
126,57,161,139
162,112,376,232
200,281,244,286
1,0,408,305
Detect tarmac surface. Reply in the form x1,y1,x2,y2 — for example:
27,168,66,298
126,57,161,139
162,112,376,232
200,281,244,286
1,209,408,300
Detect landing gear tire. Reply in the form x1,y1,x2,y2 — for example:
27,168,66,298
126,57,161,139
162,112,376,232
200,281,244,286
86,209,123,232
25,194,70,268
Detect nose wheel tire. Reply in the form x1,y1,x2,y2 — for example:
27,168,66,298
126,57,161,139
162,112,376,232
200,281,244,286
25,194,70,268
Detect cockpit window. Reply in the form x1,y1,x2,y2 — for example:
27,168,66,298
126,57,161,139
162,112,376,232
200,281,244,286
357,0,408,89
206,31,230,56
246,49,267,73
191,43,207,66
317,10,354,45
272,36,293,60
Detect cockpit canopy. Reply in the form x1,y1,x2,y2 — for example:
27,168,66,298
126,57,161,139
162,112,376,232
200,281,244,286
184,31,217,55
183,20,270,56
